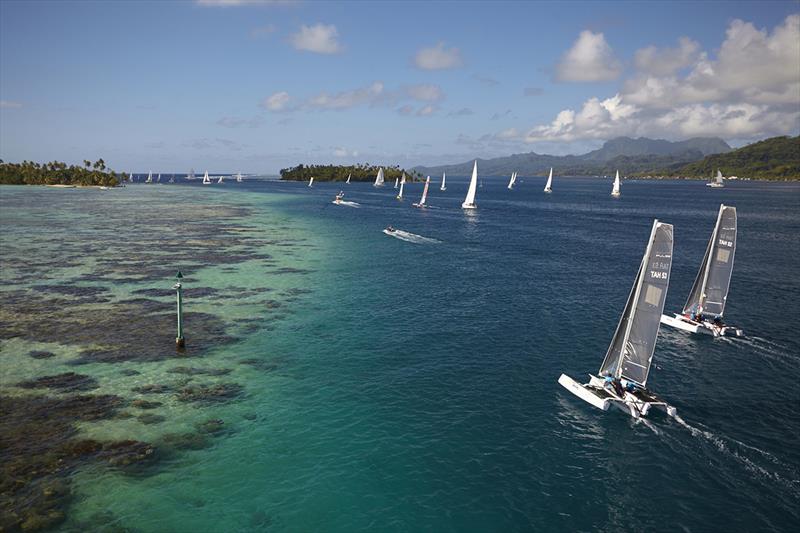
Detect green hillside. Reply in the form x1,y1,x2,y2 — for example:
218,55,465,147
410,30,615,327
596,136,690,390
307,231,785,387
669,136,799,180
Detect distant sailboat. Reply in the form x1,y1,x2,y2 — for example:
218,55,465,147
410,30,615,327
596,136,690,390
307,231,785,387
707,169,725,188
611,170,621,197
394,177,399,189
188,168,196,181
346,173,351,184
559,219,676,419
145,171,153,184
374,167,385,187
236,172,243,183
308,176,314,187
217,174,224,184
440,172,446,191
507,171,517,190
544,168,553,193
129,173,135,183
462,161,478,209
156,173,161,183
413,176,430,208
660,204,743,337
202,171,211,185
396,174,405,200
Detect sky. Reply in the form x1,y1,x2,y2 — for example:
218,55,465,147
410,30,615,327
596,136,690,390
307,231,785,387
1,0,798,174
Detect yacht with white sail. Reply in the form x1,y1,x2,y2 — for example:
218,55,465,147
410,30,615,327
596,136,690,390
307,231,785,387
394,177,399,189
559,219,676,419
544,168,553,193
461,161,478,209
187,169,196,181
236,172,243,183
202,171,211,185
396,174,405,200
413,176,430,208
145,171,153,184
308,176,314,187
507,172,517,190
217,174,224,184
611,170,621,197
346,173,351,184
660,204,743,337
374,167,385,187
706,169,725,188
440,172,446,191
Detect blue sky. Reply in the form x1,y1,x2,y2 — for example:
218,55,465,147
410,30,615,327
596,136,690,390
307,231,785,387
1,0,798,173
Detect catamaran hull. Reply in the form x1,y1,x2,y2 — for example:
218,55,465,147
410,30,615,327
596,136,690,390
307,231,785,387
660,314,744,338
558,374,676,419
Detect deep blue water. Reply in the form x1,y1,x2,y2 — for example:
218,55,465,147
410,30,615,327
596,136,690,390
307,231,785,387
3,176,799,532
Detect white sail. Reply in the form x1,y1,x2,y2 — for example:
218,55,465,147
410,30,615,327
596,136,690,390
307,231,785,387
217,175,224,184
346,173,351,184
236,172,243,182
374,167,384,187
145,171,153,184
414,176,430,207
544,167,553,192
394,177,399,189
157,173,161,182
507,171,517,190
188,168,195,180
707,169,725,188
611,170,621,197
440,172,446,191
308,177,314,187
129,172,135,182
202,170,211,184
396,175,405,199
462,160,478,209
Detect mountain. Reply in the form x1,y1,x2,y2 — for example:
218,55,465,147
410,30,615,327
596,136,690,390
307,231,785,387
662,136,800,180
412,136,731,176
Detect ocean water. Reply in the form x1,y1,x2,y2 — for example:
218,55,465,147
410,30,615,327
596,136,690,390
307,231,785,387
1,177,799,532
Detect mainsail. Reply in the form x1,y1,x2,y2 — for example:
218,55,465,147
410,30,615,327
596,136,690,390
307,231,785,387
611,171,620,196
308,177,314,187
374,167,384,187
416,176,430,206
440,172,446,191
202,171,211,184
396,174,405,199
394,177,399,189
236,172,243,182
507,172,517,190
346,173,351,184
145,171,153,184
682,204,737,318
544,168,553,192
461,161,478,209
217,174,224,184
598,220,673,386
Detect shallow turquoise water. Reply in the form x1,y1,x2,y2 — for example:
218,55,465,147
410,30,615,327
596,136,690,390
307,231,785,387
2,178,799,532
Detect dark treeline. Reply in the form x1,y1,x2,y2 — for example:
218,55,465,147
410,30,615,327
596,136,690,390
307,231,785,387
280,163,421,182
0,159,126,186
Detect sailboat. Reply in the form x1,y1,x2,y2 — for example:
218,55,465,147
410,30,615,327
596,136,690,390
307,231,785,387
396,174,405,200
544,168,553,193
507,171,517,190
413,176,430,208
308,177,314,187
559,219,676,419
156,173,161,183
202,171,211,185
145,171,153,184
346,173,351,184
461,161,478,209
660,204,743,337
217,174,224,184
129,173,135,183
611,170,621,197
236,172,243,183
374,167,385,187
440,172,446,191
188,168,196,181
707,169,725,188
394,177,399,189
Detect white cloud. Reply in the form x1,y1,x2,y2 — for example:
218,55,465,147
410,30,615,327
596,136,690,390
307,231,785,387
416,105,437,116
0,100,22,109
513,15,800,144
289,23,342,54
414,42,463,70
261,91,290,111
634,37,700,76
308,82,383,110
405,84,444,102
555,30,622,82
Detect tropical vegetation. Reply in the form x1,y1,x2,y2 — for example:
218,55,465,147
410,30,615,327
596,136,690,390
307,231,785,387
0,159,125,186
280,163,420,182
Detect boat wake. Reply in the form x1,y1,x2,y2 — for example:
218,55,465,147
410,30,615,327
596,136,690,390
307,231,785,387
383,229,440,244
332,200,360,208
673,415,800,496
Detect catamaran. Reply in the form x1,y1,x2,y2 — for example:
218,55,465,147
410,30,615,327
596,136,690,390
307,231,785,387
236,172,243,183
396,174,405,200
559,219,676,419
462,161,478,209
413,176,430,208
660,204,743,337
346,173,351,184
507,172,517,190
544,168,553,193
374,167,385,187
440,172,446,191
611,170,621,197
707,169,725,188
145,171,153,184
308,177,314,187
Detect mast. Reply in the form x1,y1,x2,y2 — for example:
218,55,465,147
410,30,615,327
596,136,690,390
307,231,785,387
461,161,478,209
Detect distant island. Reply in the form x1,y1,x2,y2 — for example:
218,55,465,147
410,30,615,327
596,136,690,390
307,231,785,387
412,135,800,181
280,163,419,183
0,159,127,187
